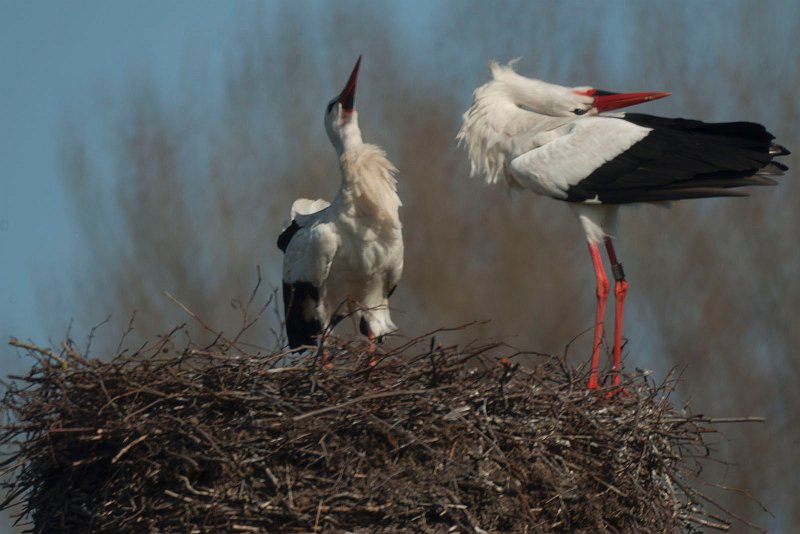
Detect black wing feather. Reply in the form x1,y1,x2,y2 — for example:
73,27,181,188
566,113,789,204
279,219,325,350
277,220,300,252
282,281,322,350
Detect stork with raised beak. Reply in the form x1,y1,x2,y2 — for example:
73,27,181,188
458,60,788,392
278,56,403,354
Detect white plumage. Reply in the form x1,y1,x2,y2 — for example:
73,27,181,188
458,60,788,392
278,57,403,350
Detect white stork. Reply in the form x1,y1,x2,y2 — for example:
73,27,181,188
278,56,403,354
458,60,788,392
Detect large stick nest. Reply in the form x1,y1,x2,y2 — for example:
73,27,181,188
1,327,753,533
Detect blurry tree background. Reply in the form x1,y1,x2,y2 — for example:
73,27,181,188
38,0,800,530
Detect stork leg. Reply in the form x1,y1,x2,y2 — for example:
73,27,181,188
359,316,378,368
587,241,609,390
367,331,378,368
320,331,334,369
318,328,333,369
604,237,628,394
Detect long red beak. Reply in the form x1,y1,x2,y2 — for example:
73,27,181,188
337,56,361,112
578,88,671,112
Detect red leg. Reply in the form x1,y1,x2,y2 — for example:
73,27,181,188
604,237,628,393
320,330,334,369
587,242,609,390
367,331,378,368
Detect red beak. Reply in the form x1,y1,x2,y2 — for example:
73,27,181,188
578,88,671,112
338,56,361,112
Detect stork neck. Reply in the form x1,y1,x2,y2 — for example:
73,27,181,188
334,143,401,226
336,121,363,156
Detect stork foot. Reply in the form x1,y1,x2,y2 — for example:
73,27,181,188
605,388,627,399
604,374,628,398
321,348,334,369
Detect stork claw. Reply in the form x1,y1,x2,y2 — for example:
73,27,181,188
604,387,628,399
604,374,628,398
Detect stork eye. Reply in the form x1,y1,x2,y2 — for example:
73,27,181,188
326,101,336,114
573,108,588,115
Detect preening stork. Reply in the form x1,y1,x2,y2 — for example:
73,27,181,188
278,56,403,353
458,60,789,392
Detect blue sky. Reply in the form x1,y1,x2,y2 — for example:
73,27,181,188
0,1,246,375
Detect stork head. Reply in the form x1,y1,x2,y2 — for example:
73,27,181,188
325,56,362,154
482,61,670,118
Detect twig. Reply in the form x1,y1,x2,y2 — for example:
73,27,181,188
85,314,111,358
115,311,138,355
162,290,246,355
112,434,149,464
293,387,454,422
8,337,69,369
